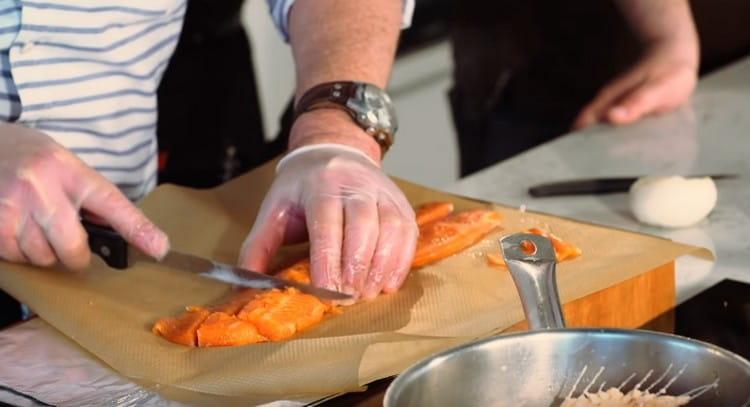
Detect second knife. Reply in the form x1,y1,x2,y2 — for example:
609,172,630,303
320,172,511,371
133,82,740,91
528,175,737,197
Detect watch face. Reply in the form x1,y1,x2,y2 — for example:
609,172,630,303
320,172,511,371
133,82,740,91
348,83,398,135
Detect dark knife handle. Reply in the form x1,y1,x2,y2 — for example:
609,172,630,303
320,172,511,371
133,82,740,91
528,178,636,197
81,218,129,269
529,174,737,197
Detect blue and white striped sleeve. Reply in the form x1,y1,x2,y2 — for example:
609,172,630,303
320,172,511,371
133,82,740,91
267,0,415,42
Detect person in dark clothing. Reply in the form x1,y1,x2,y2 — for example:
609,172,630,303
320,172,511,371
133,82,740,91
450,0,705,176
156,0,288,188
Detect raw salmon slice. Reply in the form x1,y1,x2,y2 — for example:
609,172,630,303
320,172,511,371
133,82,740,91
208,266,308,317
209,288,260,315
152,306,210,347
486,252,506,267
486,227,582,267
526,227,583,262
415,202,454,226
413,209,503,268
196,312,267,347
270,206,500,273
275,259,311,284
237,288,329,341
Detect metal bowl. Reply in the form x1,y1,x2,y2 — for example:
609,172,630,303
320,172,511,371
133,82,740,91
384,233,750,406
384,328,750,406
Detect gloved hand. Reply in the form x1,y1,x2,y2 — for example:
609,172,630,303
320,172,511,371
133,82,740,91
239,145,419,300
0,123,169,269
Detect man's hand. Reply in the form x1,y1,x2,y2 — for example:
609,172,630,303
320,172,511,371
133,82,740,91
239,111,418,300
573,0,699,129
0,123,169,269
238,0,414,300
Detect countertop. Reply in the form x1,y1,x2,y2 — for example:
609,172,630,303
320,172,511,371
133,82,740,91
446,56,750,304
1,56,748,406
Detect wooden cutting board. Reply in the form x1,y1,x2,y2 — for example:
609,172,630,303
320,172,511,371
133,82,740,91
318,261,677,406
505,261,675,332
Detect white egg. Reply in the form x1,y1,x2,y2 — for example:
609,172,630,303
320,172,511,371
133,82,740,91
629,176,717,228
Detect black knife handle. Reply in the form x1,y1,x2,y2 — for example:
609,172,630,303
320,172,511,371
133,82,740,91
81,218,129,269
528,178,636,197
529,174,737,198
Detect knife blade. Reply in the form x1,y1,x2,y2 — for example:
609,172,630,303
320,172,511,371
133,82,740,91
81,219,352,301
528,174,737,197
158,251,354,300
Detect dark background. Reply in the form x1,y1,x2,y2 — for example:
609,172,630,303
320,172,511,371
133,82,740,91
404,0,750,73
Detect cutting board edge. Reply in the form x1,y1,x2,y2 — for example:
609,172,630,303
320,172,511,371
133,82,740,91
505,260,676,332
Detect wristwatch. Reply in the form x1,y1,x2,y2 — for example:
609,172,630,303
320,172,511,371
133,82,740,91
294,81,398,155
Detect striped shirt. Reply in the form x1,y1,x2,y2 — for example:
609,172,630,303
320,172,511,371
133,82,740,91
0,0,186,200
0,0,413,201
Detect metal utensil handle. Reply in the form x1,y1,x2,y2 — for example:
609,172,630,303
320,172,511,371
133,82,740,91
500,233,566,330
81,218,129,269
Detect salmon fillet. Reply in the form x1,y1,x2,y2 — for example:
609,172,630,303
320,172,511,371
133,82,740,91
196,312,267,347
237,288,330,341
412,209,503,268
152,306,211,347
275,259,311,284
415,202,454,226
154,202,504,347
208,288,261,316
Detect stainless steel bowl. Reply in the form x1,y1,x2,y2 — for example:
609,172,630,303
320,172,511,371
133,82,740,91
384,234,750,406
384,328,750,406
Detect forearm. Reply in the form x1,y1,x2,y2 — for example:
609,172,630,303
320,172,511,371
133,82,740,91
614,0,698,62
286,0,402,162
289,0,401,98
574,1,700,128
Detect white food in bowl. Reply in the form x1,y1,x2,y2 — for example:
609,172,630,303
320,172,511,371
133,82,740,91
629,176,717,228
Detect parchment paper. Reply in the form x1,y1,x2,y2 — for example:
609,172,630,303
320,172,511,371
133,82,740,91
0,159,710,405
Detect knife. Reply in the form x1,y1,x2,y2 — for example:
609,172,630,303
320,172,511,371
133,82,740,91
81,219,352,301
528,174,737,197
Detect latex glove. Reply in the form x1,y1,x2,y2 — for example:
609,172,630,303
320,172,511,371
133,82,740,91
573,44,698,129
0,123,169,269
239,145,419,300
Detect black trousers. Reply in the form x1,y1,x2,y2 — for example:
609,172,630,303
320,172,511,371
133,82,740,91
449,0,639,177
156,0,289,188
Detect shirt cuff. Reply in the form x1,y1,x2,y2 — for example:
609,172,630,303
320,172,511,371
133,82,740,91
268,0,415,42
